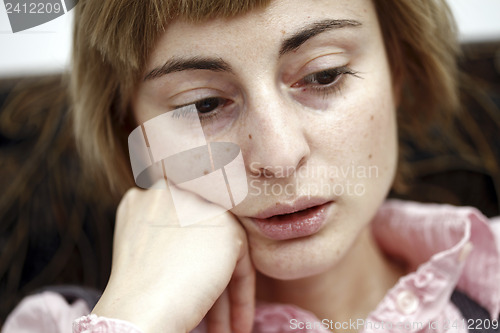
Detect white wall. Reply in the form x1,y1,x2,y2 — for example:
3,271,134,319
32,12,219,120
1,0,500,77
0,5,73,77
446,0,500,42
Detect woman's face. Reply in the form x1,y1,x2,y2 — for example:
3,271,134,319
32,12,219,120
133,0,398,280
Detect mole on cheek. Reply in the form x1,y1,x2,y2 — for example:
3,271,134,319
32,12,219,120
248,134,252,139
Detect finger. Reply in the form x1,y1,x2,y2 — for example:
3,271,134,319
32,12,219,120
117,179,178,227
230,245,256,333
148,179,179,225
206,289,232,333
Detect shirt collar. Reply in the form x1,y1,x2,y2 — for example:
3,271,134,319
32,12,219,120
370,200,500,325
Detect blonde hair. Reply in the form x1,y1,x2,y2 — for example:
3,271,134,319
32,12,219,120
71,0,460,196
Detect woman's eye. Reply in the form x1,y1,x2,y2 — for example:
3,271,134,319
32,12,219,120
174,97,230,115
305,69,340,85
172,97,233,124
292,66,360,98
195,97,223,113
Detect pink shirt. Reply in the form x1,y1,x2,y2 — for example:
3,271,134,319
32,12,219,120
4,200,500,333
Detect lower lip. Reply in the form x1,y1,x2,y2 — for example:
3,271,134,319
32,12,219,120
251,202,332,241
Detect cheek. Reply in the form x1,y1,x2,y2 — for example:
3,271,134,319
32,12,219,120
309,94,397,183
359,77,398,190
304,68,398,235
357,92,398,176
337,81,398,239
318,66,398,189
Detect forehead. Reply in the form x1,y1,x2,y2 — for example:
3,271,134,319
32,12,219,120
146,0,378,70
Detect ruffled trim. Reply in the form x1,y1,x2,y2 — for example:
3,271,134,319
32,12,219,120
73,314,143,333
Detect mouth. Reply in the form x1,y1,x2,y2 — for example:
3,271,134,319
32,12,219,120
250,198,333,241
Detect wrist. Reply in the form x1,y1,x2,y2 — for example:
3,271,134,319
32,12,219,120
91,290,187,333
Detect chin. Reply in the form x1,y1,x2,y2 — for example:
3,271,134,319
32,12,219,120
254,260,332,281
247,226,351,280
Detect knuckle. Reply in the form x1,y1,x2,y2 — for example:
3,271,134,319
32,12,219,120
117,187,142,215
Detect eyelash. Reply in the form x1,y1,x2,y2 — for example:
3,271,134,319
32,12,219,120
172,106,220,122
171,65,360,123
294,65,361,98
172,97,227,124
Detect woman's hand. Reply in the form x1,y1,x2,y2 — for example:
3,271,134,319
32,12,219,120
91,182,255,333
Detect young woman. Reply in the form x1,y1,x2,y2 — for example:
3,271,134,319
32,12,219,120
4,0,499,332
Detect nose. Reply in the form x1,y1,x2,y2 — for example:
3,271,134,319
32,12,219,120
242,90,310,179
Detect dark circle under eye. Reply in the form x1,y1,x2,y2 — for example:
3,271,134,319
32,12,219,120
195,97,221,113
314,70,338,85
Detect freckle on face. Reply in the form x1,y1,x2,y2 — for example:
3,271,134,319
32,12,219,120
249,134,252,139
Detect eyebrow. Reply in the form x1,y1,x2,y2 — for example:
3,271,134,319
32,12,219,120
144,57,232,80
279,19,361,56
144,19,361,81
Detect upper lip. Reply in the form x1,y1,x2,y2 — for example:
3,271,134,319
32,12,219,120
251,197,332,219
